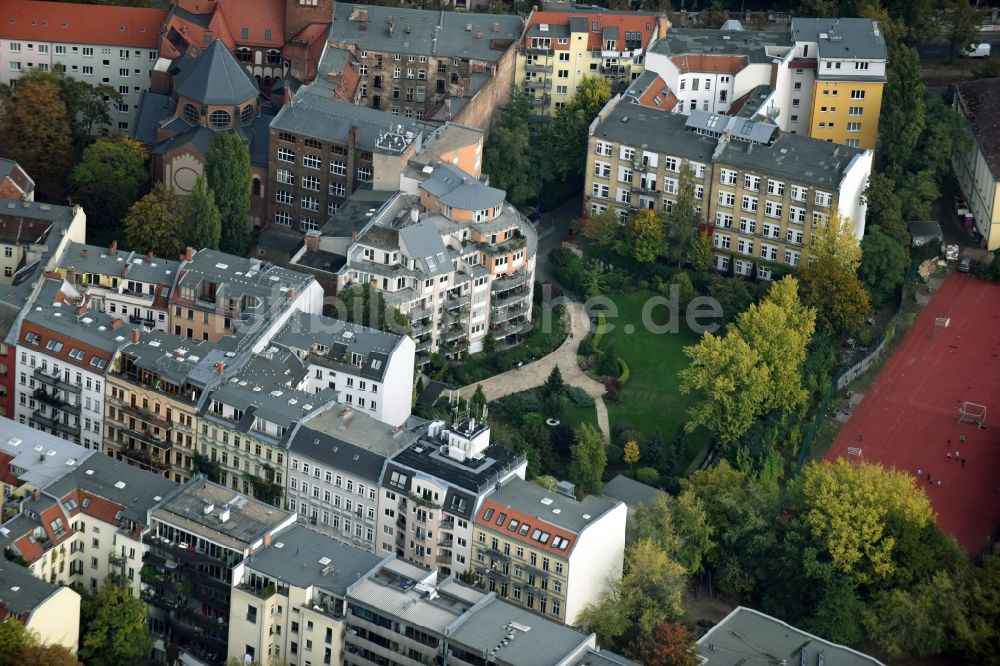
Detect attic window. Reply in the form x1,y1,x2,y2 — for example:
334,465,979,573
114,481,126,489
45,339,63,352
483,508,494,521
519,524,530,536
25,332,41,345
82,497,91,508
507,519,519,532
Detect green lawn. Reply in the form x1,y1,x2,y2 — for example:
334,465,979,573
597,290,709,465
563,403,598,430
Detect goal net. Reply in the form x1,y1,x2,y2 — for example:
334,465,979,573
846,446,863,463
933,317,951,340
958,402,987,427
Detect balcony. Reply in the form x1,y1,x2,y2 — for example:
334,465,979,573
118,445,170,472
444,326,466,342
31,410,78,436
416,337,432,353
492,270,531,292
409,304,434,320
444,292,470,311
410,320,434,337
439,534,453,548
33,367,80,394
440,518,454,531
32,387,80,415
522,78,547,90
525,62,552,73
120,426,172,450
523,46,553,56
110,396,172,429
491,303,529,324
531,94,551,106
490,289,530,310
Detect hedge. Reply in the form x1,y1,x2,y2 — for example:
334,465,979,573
617,358,630,385
592,313,608,350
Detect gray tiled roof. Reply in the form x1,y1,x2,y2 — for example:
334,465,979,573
486,477,619,535
448,596,593,666
0,561,64,616
791,18,887,61
174,39,259,105
58,242,179,286
399,221,450,277
602,474,661,509
330,4,522,62
244,525,384,595
271,82,417,149
648,27,786,62
420,162,505,211
131,90,175,146
24,279,140,357
592,93,719,163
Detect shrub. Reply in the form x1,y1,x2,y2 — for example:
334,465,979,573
596,344,620,377
617,358,630,384
592,313,608,350
603,377,622,402
577,335,595,357
633,467,660,485
567,386,595,406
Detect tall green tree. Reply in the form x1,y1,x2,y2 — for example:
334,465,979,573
956,556,1000,661
79,582,155,666
864,571,965,658
662,166,701,266
69,136,147,246
185,175,223,250
864,172,908,244
859,227,909,306
584,208,621,252
124,184,188,258
10,68,121,147
0,75,74,200
544,77,611,181
880,45,926,177
798,257,871,341
482,88,541,207
0,619,78,666
570,423,607,496
945,0,982,58
688,231,714,272
205,132,252,256
626,209,664,263
542,365,565,398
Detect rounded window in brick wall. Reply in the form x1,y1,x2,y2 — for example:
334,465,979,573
209,109,231,128
241,104,254,126
182,104,199,124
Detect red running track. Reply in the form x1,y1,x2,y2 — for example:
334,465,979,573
827,273,1000,554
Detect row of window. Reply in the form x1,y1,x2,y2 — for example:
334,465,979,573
4,43,157,59
712,234,802,266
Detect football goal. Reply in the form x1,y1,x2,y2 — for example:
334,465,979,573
958,401,987,428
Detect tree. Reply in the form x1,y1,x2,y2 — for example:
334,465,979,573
678,331,770,444
470,384,487,413
0,75,74,200
570,424,607,496
11,68,121,147
205,132,252,256
0,620,78,666
543,365,565,398
733,276,815,414
544,77,611,180
596,343,620,378
336,284,409,334
482,88,541,207
669,489,713,575
688,231,713,271
793,460,935,586
663,166,701,266
864,571,965,658
623,440,640,466
804,579,867,646
864,172,908,244
807,208,863,275
956,556,1000,661
974,55,1000,79
798,257,871,341
69,136,147,246
626,622,698,666
577,538,687,646
945,0,982,59
584,209,621,252
880,45,926,177
124,184,189,258
626,209,664,263
185,175,222,250
859,227,909,306
79,582,154,666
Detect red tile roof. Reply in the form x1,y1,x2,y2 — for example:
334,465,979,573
523,11,661,52
635,74,678,111
672,53,748,75
162,0,286,58
2,0,166,48
475,500,577,558
13,534,42,563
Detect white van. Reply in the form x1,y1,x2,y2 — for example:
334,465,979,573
962,43,991,58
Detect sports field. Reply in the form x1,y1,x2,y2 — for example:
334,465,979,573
827,273,1000,554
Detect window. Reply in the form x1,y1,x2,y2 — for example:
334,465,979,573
741,196,758,213
786,228,804,245
357,166,372,182
849,106,864,116
329,182,346,197
275,190,293,205
789,207,806,225
846,139,860,148
302,175,321,191
814,191,832,208
855,61,870,70
557,69,569,78
277,169,294,185
303,154,321,169
556,85,568,95
663,156,679,172
744,175,760,191
278,147,295,162
764,201,782,219
790,185,808,202
713,234,730,249
593,161,611,178
275,211,292,226
785,249,801,266
9,62,21,71
767,180,784,196
591,183,609,199
595,141,612,156
301,196,319,212
209,110,230,128
718,191,735,208
851,90,866,99
720,169,737,186
847,122,862,132
715,213,732,228
247,606,258,623
82,66,93,75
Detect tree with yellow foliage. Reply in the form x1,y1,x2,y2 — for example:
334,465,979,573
806,206,863,274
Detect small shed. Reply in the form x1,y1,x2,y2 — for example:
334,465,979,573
908,220,943,248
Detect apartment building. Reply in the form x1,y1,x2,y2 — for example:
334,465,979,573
142,477,296,664
327,4,522,129
15,278,141,452
642,17,886,151
472,478,626,625
338,164,537,359
271,311,416,427
227,525,386,666
0,560,81,654
0,157,34,201
55,241,179,332
285,408,423,551
380,417,527,576
587,77,872,278
105,332,219,483
953,78,1000,250
0,200,86,420
343,558,602,666
198,348,337,504
0,0,167,132
516,10,665,118
169,247,322,345
267,86,419,234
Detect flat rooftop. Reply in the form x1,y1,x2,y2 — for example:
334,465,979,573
0,420,95,489
150,478,292,551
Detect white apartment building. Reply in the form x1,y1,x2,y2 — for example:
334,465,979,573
0,1,167,133
271,312,416,428
15,278,140,452
953,78,1000,250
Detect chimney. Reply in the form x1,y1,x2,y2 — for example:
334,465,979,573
75,304,88,316
65,268,76,285
54,291,66,304
146,251,153,263
348,125,358,148
658,15,670,39
122,264,130,278
109,240,117,255
131,328,140,343
111,318,123,330
387,15,395,37
32,488,40,499
263,532,272,547
351,231,358,242
81,248,88,259
185,247,195,261
305,230,321,252
216,361,225,375
492,22,500,32
287,287,296,300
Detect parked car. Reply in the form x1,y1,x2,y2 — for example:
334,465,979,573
958,256,973,273
962,43,991,58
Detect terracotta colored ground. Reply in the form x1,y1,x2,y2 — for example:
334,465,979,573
827,273,1000,554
